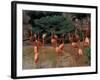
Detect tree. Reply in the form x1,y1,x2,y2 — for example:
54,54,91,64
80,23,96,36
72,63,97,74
32,15,74,34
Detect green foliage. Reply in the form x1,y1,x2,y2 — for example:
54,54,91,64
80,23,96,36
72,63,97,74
32,15,74,34
84,47,91,60
27,11,62,24
27,11,90,35
77,31,84,41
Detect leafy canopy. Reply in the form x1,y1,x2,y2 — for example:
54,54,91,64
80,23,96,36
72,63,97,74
32,15,74,34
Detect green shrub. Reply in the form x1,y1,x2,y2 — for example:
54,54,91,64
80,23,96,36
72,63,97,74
84,47,91,60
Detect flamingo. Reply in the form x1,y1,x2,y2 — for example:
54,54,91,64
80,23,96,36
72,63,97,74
78,48,83,56
31,33,39,64
42,33,47,61
33,44,39,64
83,30,90,47
68,32,79,48
68,32,83,60
33,33,37,46
55,39,64,65
72,32,80,48
56,40,64,55
42,33,47,46
37,33,42,48
83,36,90,47
73,33,83,56
51,32,58,48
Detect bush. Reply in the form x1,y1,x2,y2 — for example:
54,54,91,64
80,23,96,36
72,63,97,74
84,47,91,60
32,15,75,34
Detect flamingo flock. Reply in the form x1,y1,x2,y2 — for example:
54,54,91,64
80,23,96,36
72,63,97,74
28,30,90,66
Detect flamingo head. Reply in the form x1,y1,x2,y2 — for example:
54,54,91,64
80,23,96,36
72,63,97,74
42,34,46,38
